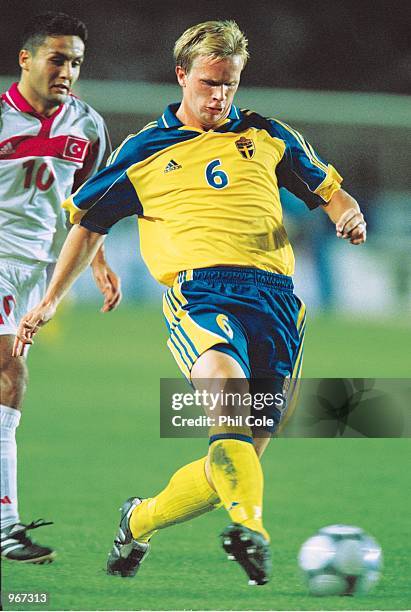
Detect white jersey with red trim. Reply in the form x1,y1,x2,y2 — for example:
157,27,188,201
0,83,107,263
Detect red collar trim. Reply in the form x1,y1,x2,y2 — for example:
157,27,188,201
3,82,64,119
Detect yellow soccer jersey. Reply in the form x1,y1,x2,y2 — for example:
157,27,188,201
63,104,342,286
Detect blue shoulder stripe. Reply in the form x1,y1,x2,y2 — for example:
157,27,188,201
75,124,201,208
108,125,203,168
238,109,326,206
269,119,329,173
73,124,203,234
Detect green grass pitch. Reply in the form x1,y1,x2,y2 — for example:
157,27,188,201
2,304,410,611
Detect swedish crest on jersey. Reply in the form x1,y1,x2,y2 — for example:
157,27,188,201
235,136,255,159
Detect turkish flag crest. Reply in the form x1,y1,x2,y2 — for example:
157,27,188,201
63,136,90,161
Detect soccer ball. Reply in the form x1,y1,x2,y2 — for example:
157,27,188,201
298,524,382,596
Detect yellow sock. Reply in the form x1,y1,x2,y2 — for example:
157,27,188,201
129,457,220,541
209,438,269,541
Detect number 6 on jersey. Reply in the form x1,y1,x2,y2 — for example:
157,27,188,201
205,159,229,190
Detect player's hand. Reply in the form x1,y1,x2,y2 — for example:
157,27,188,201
91,262,122,312
12,302,57,357
336,208,367,245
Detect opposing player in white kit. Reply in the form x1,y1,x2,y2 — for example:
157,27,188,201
0,12,122,563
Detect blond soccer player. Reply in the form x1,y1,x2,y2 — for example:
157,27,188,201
13,21,365,583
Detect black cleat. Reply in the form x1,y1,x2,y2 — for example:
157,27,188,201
221,523,272,585
1,520,55,564
107,497,150,577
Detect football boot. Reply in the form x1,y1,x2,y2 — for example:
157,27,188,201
221,523,272,585
1,519,55,564
107,497,150,577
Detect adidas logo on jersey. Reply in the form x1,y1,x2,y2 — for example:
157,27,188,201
164,159,182,173
0,142,15,157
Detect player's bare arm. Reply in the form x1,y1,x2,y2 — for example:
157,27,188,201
13,226,103,356
66,218,122,311
90,245,122,312
322,188,367,245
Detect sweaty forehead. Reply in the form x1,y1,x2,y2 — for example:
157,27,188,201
38,35,85,58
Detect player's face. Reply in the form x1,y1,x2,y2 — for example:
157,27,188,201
176,54,243,130
19,35,84,115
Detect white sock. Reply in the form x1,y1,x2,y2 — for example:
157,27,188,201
1,405,21,528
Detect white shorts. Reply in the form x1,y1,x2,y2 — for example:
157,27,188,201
0,259,47,336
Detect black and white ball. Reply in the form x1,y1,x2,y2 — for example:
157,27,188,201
298,525,382,596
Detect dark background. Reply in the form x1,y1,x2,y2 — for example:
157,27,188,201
1,0,411,93
1,0,410,310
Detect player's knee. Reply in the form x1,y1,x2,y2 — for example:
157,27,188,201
192,348,246,381
194,364,248,412
0,345,28,408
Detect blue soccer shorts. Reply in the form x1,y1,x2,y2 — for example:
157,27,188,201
162,266,306,432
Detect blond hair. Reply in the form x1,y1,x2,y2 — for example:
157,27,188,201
174,20,249,73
